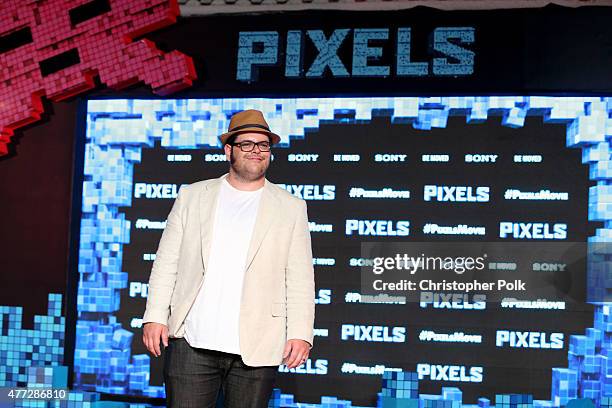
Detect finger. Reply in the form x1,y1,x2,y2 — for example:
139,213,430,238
286,348,301,368
285,351,295,368
286,348,298,368
290,354,307,369
143,326,154,353
146,337,155,356
292,346,308,367
162,328,169,348
294,353,306,367
294,345,309,368
282,342,292,360
153,333,161,357
144,336,153,356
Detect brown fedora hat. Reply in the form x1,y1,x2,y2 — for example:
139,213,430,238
219,109,281,145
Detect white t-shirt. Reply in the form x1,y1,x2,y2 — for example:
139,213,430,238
184,177,263,354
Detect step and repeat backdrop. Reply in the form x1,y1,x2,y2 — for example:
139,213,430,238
72,96,602,405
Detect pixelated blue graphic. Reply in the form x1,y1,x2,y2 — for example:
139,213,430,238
74,96,612,407
0,294,105,407
268,388,357,408
378,371,419,408
0,294,64,387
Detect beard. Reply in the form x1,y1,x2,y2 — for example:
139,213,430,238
229,149,269,182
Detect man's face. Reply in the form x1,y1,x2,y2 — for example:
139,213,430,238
224,132,271,181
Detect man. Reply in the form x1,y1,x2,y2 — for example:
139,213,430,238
142,109,315,408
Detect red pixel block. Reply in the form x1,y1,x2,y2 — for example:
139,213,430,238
0,0,197,156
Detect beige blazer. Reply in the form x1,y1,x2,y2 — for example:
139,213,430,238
142,173,315,366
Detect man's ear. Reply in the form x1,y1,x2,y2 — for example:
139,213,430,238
224,143,232,161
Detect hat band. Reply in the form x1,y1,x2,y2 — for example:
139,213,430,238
229,123,270,132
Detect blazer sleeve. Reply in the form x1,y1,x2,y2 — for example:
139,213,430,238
142,186,185,326
286,199,315,347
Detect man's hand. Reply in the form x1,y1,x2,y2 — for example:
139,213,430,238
282,339,311,369
142,322,169,357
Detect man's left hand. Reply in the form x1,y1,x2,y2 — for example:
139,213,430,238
282,339,311,369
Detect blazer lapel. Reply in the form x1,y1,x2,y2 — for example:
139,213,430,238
244,179,279,271
199,174,224,271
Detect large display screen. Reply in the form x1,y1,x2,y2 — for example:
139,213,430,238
72,97,602,406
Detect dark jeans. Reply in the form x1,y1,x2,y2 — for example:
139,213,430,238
164,338,278,408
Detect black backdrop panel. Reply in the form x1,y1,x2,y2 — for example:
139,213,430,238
115,113,594,405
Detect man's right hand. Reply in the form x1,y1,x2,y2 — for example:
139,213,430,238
142,322,169,357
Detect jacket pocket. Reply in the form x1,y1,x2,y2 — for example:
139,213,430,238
271,302,287,317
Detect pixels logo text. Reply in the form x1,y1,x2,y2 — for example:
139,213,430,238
341,325,406,343
237,27,475,82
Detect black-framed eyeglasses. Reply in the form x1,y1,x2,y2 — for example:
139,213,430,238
230,141,271,152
